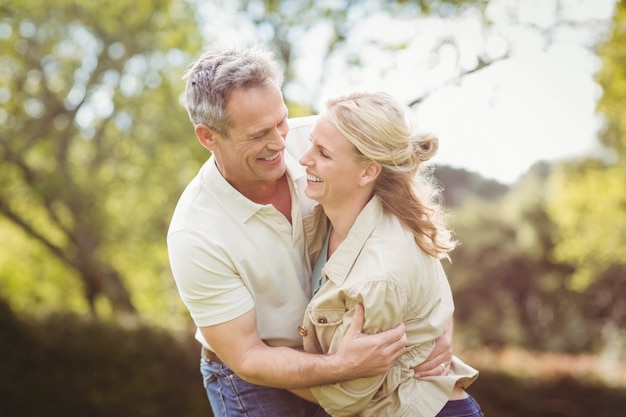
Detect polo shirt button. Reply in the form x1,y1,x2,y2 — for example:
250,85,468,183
297,325,308,336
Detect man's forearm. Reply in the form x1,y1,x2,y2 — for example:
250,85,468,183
234,344,345,389
202,304,407,389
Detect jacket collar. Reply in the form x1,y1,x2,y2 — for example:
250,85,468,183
323,196,384,286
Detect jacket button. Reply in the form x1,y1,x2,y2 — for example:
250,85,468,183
297,325,308,336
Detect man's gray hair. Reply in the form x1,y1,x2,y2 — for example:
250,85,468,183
182,43,284,135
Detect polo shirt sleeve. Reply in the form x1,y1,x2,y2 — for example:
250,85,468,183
310,281,409,417
168,229,254,327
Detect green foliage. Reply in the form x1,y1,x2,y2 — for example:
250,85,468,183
0,0,204,319
442,163,610,354
545,0,626,327
595,0,626,154
0,218,87,315
548,161,626,291
438,153,625,356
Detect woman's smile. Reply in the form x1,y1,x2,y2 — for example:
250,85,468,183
306,172,323,183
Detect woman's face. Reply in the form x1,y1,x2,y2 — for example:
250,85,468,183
299,114,370,207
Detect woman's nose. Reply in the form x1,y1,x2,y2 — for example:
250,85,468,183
299,147,312,166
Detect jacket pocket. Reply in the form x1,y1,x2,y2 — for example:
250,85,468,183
307,307,345,326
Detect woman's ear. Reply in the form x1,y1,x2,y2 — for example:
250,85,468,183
359,161,381,187
196,124,219,151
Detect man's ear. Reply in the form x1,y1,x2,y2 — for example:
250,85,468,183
196,124,220,151
359,161,381,187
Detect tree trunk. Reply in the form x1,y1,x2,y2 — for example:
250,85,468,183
80,264,137,319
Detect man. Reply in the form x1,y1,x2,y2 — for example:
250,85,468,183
167,44,452,417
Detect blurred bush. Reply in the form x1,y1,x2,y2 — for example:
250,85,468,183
463,346,626,417
469,370,626,417
0,297,211,417
2,295,625,416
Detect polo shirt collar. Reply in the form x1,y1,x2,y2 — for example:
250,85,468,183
201,152,302,223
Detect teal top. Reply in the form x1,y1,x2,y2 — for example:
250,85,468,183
311,226,331,295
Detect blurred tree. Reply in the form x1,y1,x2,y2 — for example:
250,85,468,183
546,0,626,336
202,0,612,114
192,0,497,111
446,163,602,353
434,164,509,207
0,0,203,318
447,163,592,352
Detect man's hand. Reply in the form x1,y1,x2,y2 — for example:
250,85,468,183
413,319,454,378
333,303,407,380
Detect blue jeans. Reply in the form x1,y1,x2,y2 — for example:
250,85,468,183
436,395,484,417
200,357,330,417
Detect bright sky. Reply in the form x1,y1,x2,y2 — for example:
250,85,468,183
203,0,617,184
299,0,618,184
414,0,617,184
417,42,604,184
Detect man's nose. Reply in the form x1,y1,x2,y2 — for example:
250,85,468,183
267,128,286,151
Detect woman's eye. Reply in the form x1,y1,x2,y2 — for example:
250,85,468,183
308,138,330,158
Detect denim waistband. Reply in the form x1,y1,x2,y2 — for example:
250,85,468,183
437,395,483,417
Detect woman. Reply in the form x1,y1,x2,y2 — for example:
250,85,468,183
297,91,482,417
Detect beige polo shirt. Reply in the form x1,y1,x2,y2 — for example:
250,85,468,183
167,116,317,349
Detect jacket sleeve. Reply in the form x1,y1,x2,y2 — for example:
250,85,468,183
309,281,409,417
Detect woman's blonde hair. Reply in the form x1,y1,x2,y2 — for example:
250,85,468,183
324,91,456,258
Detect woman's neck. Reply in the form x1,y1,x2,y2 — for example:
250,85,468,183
323,195,372,256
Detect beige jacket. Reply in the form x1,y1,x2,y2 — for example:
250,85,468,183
301,196,478,417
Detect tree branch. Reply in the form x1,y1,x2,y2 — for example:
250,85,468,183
0,199,73,267
408,52,510,108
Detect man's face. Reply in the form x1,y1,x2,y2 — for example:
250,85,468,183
214,84,289,188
